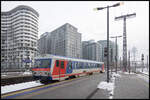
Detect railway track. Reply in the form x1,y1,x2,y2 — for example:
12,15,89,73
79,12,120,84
1,75,38,86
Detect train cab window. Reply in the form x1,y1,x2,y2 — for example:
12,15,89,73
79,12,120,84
61,61,64,68
34,60,41,68
41,59,50,68
56,60,59,67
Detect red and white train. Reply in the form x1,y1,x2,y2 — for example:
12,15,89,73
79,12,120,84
31,54,105,82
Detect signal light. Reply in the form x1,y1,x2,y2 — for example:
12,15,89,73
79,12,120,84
104,47,108,57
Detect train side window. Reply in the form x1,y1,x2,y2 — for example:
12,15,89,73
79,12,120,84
86,63,88,68
72,62,74,69
97,64,99,68
95,64,97,68
61,61,64,68
69,61,72,70
56,60,59,67
76,62,78,69
80,62,82,69
78,62,80,69
74,62,76,69
83,62,85,69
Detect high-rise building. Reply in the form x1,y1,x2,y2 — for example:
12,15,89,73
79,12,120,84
38,23,82,58
82,40,102,61
97,40,117,64
1,5,39,69
37,32,50,55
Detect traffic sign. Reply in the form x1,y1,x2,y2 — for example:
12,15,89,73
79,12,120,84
22,59,32,63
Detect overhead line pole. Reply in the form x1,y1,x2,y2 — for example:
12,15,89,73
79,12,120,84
115,13,136,72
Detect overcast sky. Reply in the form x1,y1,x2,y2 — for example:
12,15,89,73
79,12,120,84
1,1,149,62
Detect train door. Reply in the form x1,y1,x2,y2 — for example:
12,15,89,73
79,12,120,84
52,60,60,79
59,60,66,78
52,59,66,80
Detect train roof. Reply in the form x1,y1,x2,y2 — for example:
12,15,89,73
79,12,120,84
35,54,104,64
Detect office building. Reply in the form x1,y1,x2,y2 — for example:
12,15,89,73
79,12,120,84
38,23,82,58
82,40,102,61
1,5,39,69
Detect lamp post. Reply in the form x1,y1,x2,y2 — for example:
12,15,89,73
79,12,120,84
110,35,122,73
94,2,123,82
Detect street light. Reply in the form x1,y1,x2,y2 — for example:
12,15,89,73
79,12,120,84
94,2,123,82
110,35,122,73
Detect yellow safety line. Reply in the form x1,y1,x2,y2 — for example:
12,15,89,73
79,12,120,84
15,77,89,99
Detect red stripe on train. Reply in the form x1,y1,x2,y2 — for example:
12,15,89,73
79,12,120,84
52,70,101,78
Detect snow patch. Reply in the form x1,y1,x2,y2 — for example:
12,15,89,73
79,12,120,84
137,74,149,83
123,72,135,75
112,73,121,78
137,68,149,75
1,81,43,94
2,75,7,76
23,71,32,75
97,81,114,91
97,72,121,99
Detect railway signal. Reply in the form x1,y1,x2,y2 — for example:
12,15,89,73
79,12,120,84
141,54,144,60
104,47,108,57
141,54,144,72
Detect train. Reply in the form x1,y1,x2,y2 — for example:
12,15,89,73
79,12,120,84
31,54,105,82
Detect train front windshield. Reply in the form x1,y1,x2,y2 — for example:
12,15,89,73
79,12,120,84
34,59,51,68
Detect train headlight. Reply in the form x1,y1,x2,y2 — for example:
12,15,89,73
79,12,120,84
33,72,36,75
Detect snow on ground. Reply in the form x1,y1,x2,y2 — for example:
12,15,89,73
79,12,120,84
22,71,32,75
136,68,149,75
97,72,121,99
123,71,136,75
2,75,7,76
1,81,43,94
137,74,149,83
111,73,121,78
